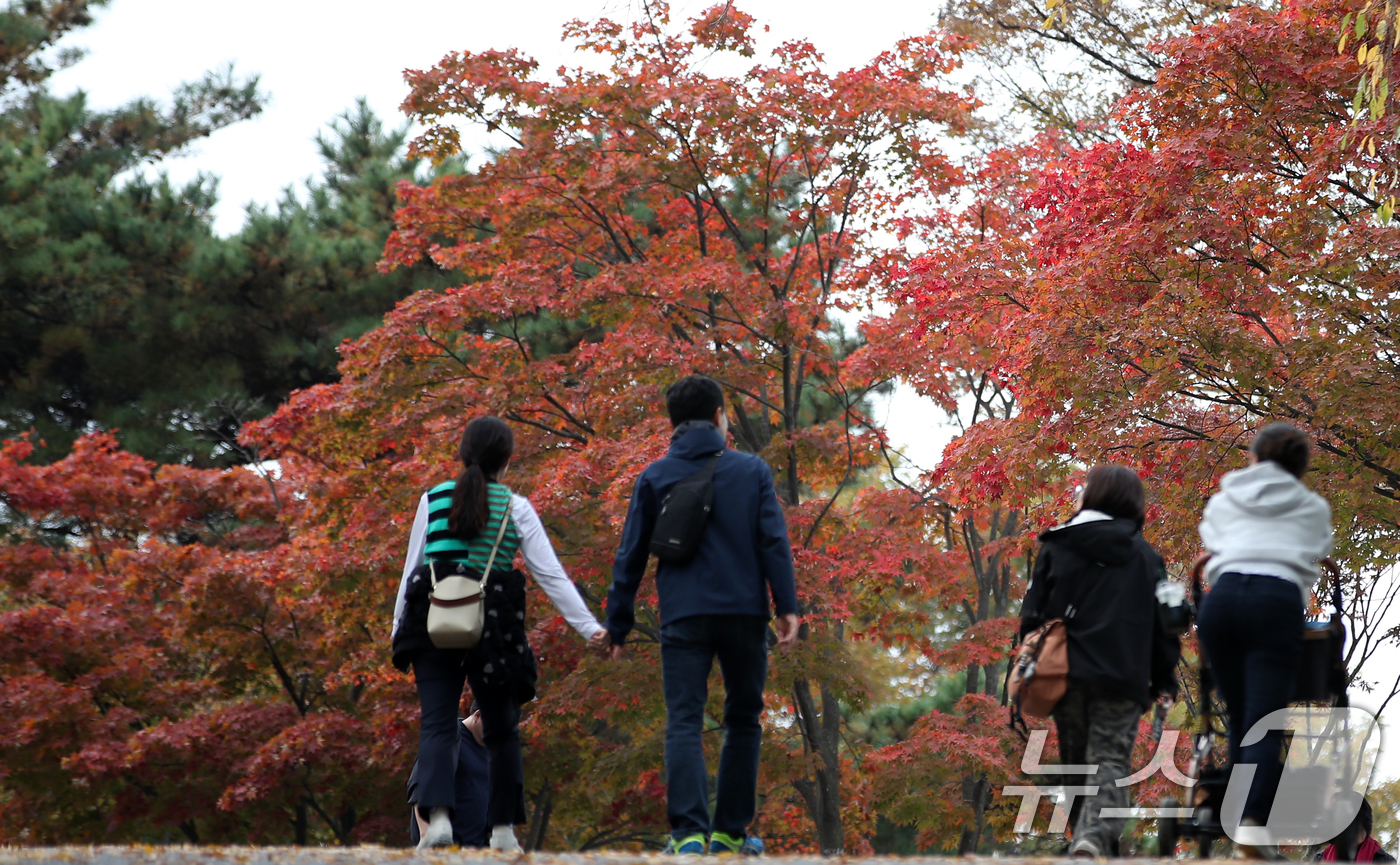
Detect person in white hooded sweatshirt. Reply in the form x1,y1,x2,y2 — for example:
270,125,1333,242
1195,422,1333,859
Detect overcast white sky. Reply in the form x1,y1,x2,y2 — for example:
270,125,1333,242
48,0,954,468
49,0,944,236
49,0,1400,784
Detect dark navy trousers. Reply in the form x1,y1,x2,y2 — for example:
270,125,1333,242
413,646,527,827
661,615,769,841
408,720,489,847
1197,572,1305,824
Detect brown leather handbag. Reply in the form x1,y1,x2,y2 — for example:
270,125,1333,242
1008,561,1103,723
1008,618,1071,718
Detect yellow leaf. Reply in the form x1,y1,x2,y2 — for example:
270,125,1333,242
1369,135,1378,156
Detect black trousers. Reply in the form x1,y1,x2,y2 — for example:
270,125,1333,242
413,646,527,826
1197,572,1305,824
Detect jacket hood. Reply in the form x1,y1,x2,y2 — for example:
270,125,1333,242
669,422,727,460
1040,516,1140,565
1218,460,1313,517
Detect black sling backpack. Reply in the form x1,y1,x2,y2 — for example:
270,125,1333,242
649,452,722,563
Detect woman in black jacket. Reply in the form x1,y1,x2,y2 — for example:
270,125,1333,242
1020,464,1181,858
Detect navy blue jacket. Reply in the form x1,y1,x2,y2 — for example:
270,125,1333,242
605,422,798,644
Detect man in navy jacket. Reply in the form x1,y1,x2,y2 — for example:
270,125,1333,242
595,375,799,855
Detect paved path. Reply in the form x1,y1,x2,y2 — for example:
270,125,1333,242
0,848,1101,865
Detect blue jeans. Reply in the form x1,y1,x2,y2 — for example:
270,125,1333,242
661,615,769,840
1197,572,1304,824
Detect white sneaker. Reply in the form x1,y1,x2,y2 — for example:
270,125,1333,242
490,824,523,854
1070,837,1103,859
416,807,453,850
1234,818,1283,860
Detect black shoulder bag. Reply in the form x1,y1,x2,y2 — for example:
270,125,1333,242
649,452,722,563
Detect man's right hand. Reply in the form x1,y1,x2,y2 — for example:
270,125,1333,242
588,628,612,657
775,613,800,652
591,627,626,660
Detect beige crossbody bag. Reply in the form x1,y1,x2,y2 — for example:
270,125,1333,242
426,510,512,650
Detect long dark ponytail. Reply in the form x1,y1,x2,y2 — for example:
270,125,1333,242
448,417,515,539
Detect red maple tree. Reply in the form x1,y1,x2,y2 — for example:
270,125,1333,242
237,0,991,851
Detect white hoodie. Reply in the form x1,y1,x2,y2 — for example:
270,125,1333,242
1198,460,1333,595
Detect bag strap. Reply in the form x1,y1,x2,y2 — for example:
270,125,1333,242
1037,554,1103,623
478,505,514,589
696,451,722,481
1324,559,1344,618
428,496,514,592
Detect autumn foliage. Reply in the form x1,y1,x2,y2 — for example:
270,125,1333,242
896,0,1400,604
2,0,1394,852
0,434,412,844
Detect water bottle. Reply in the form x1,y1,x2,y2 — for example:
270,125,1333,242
1156,580,1191,634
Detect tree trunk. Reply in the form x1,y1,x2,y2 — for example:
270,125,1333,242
338,805,357,845
957,773,990,854
982,660,1001,697
526,781,554,852
292,801,308,846
792,678,844,854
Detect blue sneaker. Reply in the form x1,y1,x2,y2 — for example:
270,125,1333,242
710,832,764,855
666,834,707,855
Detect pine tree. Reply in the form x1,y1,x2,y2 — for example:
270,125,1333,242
0,6,459,465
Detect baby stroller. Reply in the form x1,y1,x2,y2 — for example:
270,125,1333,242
1157,562,1375,857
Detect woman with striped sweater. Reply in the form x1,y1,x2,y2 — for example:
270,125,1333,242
391,417,605,851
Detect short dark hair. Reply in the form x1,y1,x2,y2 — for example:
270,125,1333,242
666,375,724,426
1250,422,1310,478
1080,464,1146,527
